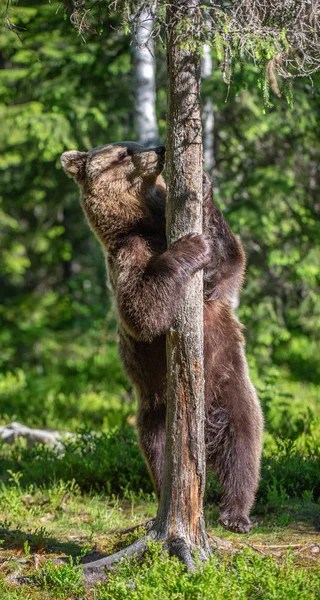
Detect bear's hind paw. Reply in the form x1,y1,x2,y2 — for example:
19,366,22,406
218,514,252,534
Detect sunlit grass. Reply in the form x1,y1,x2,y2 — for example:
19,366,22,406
0,479,319,599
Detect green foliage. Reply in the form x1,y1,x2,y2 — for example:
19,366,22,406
206,422,320,506
254,373,320,439
1,423,319,506
0,0,319,521
34,557,84,598
1,481,320,600
0,323,134,431
0,426,153,495
259,443,320,507
0,6,319,599
95,544,320,600
108,1,319,107
0,2,133,430
208,67,320,381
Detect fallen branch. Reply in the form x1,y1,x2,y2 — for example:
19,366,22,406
0,422,73,448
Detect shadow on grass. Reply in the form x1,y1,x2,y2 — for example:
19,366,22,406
0,525,93,559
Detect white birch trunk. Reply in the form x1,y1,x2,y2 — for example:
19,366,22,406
133,8,159,147
202,43,215,173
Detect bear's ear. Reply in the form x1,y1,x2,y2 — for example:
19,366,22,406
61,150,87,180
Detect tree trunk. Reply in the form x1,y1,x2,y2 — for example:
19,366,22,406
153,0,211,567
133,6,159,147
202,42,215,173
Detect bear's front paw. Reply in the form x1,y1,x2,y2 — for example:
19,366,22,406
218,513,252,534
172,232,211,272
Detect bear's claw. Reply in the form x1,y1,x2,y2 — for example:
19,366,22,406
218,514,252,534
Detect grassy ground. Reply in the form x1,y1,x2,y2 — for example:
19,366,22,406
0,365,319,598
0,480,319,599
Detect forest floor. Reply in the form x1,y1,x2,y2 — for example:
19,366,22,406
0,483,319,599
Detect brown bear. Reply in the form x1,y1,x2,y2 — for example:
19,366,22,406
61,142,263,533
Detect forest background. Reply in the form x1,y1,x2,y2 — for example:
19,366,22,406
0,2,320,597
0,0,320,515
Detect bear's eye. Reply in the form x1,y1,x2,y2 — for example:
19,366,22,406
119,150,132,161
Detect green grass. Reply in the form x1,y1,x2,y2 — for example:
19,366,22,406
0,481,319,599
0,367,319,598
0,325,135,433
97,546,320,600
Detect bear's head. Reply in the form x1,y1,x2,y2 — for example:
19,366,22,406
61,142,165,193
61,142,166,244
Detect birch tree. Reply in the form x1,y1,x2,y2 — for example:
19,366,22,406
202,42,215,173
132,6,159,146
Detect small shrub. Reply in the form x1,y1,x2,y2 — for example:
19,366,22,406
258,439,320,505
0,426,152,494
1,424,320,504
34,557,84,598
96,544,320,600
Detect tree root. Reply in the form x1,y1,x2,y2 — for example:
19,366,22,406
165,536,197,571
82,531,156,585
82,527,212,585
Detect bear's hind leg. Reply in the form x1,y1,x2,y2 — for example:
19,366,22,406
206,386,263,534
137,405,166,499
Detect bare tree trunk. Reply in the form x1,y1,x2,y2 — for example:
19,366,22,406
153,0,211,567
133,6,159,147
202,43,215,173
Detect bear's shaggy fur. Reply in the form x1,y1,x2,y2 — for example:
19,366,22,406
61,142,263,533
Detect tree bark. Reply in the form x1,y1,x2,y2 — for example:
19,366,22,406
153,0,211,566
133,6,159,147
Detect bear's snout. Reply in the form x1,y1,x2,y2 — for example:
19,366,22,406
155,145,165,156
